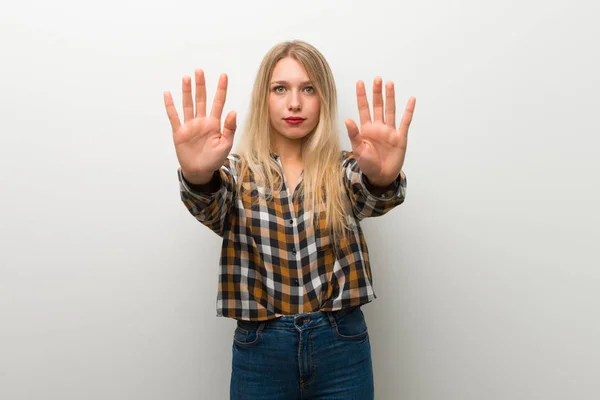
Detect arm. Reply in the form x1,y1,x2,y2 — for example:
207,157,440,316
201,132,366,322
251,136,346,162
164,68,238,237
178,156,237,237
343,76,416,219
342,151,406,220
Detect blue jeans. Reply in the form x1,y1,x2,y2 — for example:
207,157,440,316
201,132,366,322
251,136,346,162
230,305,374,399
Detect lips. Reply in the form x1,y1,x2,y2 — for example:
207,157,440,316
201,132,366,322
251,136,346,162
284,117,306,125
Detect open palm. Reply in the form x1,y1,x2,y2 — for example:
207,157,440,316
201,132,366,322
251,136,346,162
163,69,236,184
345,78,416,187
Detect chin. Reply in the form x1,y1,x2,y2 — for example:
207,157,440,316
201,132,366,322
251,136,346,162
285,131,313,141
278,125,314,140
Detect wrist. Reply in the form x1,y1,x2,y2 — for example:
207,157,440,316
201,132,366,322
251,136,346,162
364,174,395,188
181,169,216,186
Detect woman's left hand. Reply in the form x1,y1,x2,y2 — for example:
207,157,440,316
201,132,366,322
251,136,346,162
345,77,416,187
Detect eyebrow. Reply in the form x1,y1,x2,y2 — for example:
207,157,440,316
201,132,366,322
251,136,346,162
270,80,313,85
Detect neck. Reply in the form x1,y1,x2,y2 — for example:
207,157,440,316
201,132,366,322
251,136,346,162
271,133,303,162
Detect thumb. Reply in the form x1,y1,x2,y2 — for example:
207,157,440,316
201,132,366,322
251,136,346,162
345,118,361,151
222,111,237,142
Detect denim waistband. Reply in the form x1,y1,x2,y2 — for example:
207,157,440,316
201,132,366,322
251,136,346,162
236,306,360,331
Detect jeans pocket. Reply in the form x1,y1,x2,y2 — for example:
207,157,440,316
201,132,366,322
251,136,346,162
233,321,264,347
331,306,369,341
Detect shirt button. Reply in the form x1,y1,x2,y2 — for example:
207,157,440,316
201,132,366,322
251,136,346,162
292,249,297,255
293,279,299,286
289,219,294,225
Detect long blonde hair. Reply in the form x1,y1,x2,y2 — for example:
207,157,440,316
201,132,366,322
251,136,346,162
235,40,350,238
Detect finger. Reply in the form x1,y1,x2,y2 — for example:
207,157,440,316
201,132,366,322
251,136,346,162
182,76,194,123
194,69,207,117
163,91,181,133
385,81,396,129
345,118,362,151
372,77,384,123
356,80,372,125
222,111,237,142
210,73,228,120
399,96,416,137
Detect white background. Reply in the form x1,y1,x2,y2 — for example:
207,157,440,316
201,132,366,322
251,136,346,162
1,0,599,398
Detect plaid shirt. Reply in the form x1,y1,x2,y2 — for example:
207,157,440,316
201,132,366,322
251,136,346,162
178,151,406,321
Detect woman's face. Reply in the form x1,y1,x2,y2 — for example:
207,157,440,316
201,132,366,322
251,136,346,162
268,57,321,142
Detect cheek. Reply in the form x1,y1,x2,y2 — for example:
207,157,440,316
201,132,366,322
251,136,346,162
268,96,279,120
309,98,321,119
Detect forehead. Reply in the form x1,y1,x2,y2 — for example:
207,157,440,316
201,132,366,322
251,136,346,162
271,57,310,82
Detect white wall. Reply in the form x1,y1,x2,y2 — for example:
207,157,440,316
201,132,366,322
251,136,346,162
1,0,598,398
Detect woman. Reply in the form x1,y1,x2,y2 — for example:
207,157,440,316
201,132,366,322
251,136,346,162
163,40,416,399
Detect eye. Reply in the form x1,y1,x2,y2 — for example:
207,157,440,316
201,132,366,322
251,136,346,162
272,85,285,93
304,86,315,94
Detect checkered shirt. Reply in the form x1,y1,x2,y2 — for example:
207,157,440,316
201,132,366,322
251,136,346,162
178,151,406,321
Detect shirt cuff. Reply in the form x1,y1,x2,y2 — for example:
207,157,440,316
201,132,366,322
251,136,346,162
178,169,223,201
359,170,406,200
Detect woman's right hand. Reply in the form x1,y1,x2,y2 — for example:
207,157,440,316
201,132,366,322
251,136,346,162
164,69,237,185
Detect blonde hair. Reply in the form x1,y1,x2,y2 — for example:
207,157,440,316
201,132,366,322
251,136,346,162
235,40,350,238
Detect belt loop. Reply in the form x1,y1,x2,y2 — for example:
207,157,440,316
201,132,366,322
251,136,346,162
326,311,337,328
257,321,267,334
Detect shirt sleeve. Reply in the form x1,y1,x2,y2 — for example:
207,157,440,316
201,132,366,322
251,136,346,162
342,151,407,220
177,155,238,237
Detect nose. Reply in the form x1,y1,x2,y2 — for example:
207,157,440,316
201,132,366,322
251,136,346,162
288,90,301,111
